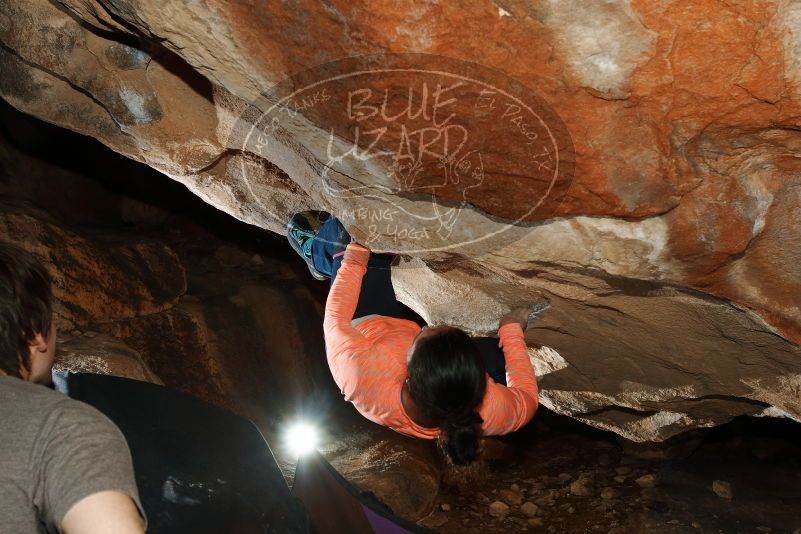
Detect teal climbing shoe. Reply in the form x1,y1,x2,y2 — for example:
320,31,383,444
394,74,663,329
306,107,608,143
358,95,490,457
287,213,326,280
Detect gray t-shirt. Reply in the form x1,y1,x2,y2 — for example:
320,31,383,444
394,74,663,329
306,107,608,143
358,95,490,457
0,376,146,533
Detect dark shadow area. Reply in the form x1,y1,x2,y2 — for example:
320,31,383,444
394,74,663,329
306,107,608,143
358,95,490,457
0,98,266,248
55,372,312,534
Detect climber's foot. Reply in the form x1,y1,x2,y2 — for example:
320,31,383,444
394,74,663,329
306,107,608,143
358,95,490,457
287,213,326,280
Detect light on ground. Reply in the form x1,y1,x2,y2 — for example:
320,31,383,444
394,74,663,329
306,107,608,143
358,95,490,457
284,421,319,457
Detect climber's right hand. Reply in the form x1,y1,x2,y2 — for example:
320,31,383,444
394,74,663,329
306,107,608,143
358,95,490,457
499,307,531,330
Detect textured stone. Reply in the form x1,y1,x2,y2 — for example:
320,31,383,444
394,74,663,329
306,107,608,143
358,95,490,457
712,480,733,500
55,332,162,384
489,501,510,517
520,502,540,517
601,487,621,500
419,511,448,529
2,0,801,442
499,489,523,506
0,203,186,330
332,437,440,521
569,478,595,497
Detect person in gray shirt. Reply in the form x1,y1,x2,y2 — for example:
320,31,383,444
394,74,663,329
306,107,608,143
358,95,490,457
0,241,147,534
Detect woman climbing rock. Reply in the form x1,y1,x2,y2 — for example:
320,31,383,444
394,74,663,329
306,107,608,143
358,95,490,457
287,213,539,466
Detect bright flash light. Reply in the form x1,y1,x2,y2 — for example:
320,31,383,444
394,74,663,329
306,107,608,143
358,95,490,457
285,421,319,457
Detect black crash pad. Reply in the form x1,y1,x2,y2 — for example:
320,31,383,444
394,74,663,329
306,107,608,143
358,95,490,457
54,372,312,534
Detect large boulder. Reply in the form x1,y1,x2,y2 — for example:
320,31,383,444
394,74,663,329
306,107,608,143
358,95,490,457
2,0,801,440
327,429,441,521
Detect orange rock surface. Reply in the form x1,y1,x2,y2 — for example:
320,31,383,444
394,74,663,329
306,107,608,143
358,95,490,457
2,0,800,440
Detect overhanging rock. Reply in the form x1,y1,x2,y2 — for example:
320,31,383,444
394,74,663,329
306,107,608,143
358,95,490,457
2,0,800,441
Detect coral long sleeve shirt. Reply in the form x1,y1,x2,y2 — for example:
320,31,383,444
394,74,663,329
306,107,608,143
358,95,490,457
323,243,539,440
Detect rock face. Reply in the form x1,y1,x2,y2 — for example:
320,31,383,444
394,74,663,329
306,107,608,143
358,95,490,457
54,332,162,384
0,203,186,330
328,433,441,520
2,0,801,441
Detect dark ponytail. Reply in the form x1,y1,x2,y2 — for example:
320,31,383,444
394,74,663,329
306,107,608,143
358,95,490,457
441,412,484,466
407,328,486,466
